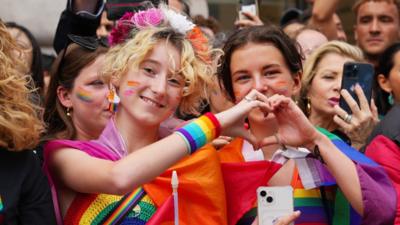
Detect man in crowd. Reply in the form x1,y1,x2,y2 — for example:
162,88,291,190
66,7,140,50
353,0,400,67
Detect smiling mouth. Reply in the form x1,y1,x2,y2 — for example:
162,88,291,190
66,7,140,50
140,96,165,108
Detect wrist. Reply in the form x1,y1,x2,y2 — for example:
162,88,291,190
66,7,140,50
304,132,327,153
175,113,221,155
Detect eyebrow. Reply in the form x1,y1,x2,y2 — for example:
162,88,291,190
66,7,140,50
232,63,282,75
317,69,339,75
262,64,281,70
141,59,161,66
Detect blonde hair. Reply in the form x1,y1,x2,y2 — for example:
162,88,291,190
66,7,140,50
0,21,44,151
299,41,364,115
102,27,214,115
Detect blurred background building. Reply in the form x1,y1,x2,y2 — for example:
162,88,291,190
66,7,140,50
0,0,356,55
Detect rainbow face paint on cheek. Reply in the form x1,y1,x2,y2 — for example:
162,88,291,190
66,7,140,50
124,80,141,96
272,81,289,95
76,87,94,103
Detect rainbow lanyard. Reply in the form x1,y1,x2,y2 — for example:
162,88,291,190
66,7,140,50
100,187,146,225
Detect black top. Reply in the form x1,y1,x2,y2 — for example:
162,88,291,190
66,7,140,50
363,104,400,153
0,149,56,225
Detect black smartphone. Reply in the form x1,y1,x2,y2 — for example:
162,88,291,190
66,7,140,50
106,0,162,21
339,62,374,114
238,0,259,20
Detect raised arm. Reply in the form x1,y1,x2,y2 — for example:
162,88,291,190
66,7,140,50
309,0,340,40
261,95,364,214
48,90,268,195
53,0,104,53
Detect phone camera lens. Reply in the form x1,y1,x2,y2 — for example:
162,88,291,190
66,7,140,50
260,190,267,197
266,196,273,203
352,65,358,72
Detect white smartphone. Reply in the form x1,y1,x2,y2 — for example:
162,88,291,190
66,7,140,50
238,0,259,20
257,186,294,225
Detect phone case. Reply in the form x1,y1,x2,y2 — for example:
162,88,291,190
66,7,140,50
257,186,294,225
339,62,374,114
238,0,258,19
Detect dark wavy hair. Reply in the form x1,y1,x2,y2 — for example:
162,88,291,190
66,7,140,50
217,25,303,102
375,42,400,115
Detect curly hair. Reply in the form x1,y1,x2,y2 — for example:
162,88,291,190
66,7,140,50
299,41,364,116
0,21,44,151
102,27,214,116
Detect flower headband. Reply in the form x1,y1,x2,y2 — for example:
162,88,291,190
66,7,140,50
108,6,210,62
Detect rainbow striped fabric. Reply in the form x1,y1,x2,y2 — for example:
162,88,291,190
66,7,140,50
64,187,156,225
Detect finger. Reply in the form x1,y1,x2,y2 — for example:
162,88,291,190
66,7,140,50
234,19,257,28
370,98,379,123
241,11,264,25
340,89,360,115
211,139,230,149
354,83,369,110
333,105,352,121
333,114,351,131
218,136,233,142
275,211,301,225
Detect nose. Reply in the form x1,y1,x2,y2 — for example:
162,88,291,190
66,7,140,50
252,75,268,93
150,75,167,97
369,19,381,34
334,76,342,92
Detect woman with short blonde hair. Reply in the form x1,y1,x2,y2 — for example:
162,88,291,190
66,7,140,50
299,41,378,149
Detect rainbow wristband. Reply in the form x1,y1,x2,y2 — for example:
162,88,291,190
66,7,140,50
175,113,221,154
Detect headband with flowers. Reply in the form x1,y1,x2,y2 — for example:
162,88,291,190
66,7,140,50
108,6,210,62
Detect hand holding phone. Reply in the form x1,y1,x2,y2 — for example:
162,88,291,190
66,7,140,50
238,0,259,20
257,186,294,225
339,62,374,115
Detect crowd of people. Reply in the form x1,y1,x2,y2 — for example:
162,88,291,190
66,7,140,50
1,0,400,224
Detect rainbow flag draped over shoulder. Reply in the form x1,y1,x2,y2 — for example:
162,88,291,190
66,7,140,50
218,138,282,225
312,127,395,225
144,146,228,225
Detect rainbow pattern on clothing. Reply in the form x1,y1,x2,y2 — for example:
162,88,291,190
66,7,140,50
0,196,3,212
64,188,156,225
293,172,334,225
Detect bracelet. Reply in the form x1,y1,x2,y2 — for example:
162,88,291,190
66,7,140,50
175,113,221,155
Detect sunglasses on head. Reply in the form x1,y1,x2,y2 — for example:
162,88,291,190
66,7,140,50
67,34,109,50
56,34,109,84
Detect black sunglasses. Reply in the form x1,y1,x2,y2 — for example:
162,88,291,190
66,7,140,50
67,34,109,50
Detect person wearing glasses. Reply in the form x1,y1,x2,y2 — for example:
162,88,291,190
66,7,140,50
0,21,56,225
215,26,395,224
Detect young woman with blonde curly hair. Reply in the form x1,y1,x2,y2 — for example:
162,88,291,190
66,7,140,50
0,20,56,224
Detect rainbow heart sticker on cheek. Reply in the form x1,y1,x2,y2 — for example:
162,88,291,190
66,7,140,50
76,87,94,103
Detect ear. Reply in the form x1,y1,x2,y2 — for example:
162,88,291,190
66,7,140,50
377,74,392,93
291,72,302,96
57,86,73,108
